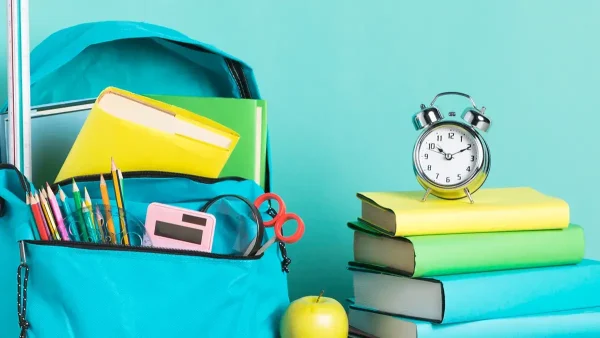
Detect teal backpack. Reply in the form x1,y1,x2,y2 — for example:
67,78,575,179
0,21,289,338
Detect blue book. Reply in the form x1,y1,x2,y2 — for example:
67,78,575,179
348,303,600,338
350,259,600,324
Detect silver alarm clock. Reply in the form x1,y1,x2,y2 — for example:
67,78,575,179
412,92,491,203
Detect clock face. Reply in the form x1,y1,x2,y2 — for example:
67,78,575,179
415,123,485,187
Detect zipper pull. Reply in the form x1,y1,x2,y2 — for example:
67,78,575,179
19,241,26,265
17,241,30,337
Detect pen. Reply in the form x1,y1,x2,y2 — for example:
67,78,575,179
58,186,80,241
46,184,70,241
99,174,117,244
111,158,129,245
72,180,90,242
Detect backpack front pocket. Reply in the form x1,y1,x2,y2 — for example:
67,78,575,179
20,240,288,338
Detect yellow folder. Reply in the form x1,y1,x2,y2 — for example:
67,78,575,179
55,87,240,182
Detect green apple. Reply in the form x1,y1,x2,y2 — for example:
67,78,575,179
280,291,348,338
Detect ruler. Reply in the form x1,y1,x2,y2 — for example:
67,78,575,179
6,0,32,179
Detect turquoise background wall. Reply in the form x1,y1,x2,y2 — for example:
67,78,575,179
0,0,598,304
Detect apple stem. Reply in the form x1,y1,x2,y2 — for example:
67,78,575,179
316,290,324,303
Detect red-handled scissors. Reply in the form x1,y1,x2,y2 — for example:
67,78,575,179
252,193,305,256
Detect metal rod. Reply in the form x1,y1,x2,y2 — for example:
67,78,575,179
430,92,478,109
464,188,474,204
7,0,32,179
420,188,432,202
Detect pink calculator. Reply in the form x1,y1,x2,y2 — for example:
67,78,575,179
145,203,216,252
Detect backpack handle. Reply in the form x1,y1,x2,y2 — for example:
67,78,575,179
200,194,265,256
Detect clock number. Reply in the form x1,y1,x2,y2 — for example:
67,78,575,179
436,135,442,141
457,174,462,180
448,132,454,139
467,166,471,172
424,153,429,159
467,144,472,150
470,155,475,161
428,143,435,150
436,173,439,179
427,165,432,171
460,135,463,142
446,177,450,183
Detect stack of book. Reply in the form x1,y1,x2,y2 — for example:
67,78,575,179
347,187,600,338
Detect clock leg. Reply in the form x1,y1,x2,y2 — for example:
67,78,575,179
420,188,432,202
464,188,474,204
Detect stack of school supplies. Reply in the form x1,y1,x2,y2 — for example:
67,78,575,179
347,187,600,337
27,158,141,247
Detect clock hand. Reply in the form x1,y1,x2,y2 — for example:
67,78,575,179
428,147,445,156
436,145,447,155
450,147,470,156
435,145,454,160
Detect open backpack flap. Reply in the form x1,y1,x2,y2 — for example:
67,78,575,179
2,20,272,192
1,166,291,338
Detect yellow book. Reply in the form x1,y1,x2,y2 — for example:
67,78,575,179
55,87,240,182
357,187,569,236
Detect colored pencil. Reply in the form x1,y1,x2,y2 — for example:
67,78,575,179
111,158,128,245
99,174,117,244
80,202,96,242
72,180,89,242
29,193,48,240
83,187,98,232
46,184,70,241
40,189,60,240
117,169,133,244
26,193,40,240
33,193,51,240
58,186,80,241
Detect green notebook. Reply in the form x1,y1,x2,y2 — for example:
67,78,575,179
348,219,585,277
147,95,267,188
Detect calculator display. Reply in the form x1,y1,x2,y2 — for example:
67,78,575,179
154,221,204,244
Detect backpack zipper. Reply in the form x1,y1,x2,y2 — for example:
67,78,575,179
23,240,261,260
51,170,246,191
225,58,252,99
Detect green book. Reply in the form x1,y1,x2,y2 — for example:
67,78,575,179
147,95,267,188
348,219,585,277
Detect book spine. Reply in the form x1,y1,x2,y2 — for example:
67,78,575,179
440,260,600,324
397,200,569,236
412,226,584,277
417,308,600,337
